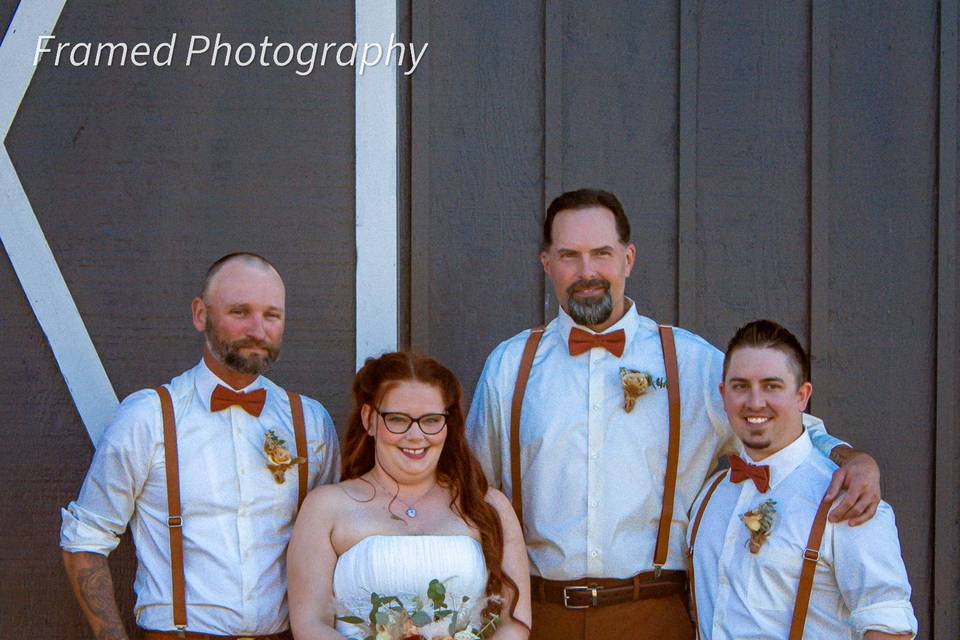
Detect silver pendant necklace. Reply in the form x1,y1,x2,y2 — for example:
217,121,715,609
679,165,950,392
371,475,436,519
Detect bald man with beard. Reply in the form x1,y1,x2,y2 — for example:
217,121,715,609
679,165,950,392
61,253,340,640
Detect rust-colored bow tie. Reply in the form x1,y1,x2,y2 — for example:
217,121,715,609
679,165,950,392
210,385,267,417
728,454,771,493
568,327,626,358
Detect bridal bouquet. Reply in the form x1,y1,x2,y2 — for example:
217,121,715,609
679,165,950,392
337,578,500,640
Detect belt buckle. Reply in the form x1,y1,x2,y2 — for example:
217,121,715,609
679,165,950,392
562,585,598,609
237,637,256,640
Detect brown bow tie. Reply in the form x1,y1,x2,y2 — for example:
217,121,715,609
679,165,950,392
728,454,771,493
568,327,626,358
210,384,267,417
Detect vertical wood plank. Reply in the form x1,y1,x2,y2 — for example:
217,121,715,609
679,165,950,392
397,0,412,350
409,0,431,353
542,0,561,323
935,0,959,636
677,0,698,329
820,3,938,628
808,0,830,392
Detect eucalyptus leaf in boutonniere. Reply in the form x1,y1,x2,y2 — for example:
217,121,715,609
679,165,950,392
263,429,305,484
619,367,668,412
740,499,777,553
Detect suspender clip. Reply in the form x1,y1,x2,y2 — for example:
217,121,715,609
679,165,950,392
168,515,183,528
653,564,663,578
174,624,186,638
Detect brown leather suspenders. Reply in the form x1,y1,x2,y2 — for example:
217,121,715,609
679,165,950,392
286,390,309,510
788,496,834,639
156,386,187,632
686,471,728,639
155,385,309,632
509,326,545,526
509,324,681,573
687,474,835,640
654,325,681,574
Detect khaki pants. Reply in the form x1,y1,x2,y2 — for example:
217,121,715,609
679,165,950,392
530,592,694,640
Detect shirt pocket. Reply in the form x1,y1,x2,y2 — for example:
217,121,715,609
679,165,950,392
745,543,804,612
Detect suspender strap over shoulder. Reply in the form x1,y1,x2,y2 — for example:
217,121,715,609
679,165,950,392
156,384,309,633
789,496,834,640
509,326,545,528
654,325,681,573
687,471,727,639
156,385,187,632
286,390,309,511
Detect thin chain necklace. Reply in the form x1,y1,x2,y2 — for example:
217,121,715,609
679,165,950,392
370,475,437,519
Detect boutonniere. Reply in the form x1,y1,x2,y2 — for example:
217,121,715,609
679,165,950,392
740,499,777,553
619,367,668,412
263,429,306,484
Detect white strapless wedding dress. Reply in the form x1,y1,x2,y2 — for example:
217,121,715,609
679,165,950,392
333,535,488,638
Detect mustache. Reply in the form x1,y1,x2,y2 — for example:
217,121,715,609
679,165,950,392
567,278,611,296
230,337,273,349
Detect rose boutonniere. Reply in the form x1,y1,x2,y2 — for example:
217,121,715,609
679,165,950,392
263,429,306,484
740,499,777,553
619,367,668,412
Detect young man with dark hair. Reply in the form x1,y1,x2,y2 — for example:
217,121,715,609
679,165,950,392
686,319,916,639
61,253,341,640
467,189,884,639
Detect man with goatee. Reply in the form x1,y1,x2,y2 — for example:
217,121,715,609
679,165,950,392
467,189,883,639
61,253,340,640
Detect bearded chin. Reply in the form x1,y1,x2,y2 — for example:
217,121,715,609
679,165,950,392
205,322,279,375
567,291,614,327
222,348,275,375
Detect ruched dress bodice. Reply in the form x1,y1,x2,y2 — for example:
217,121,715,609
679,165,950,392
333,535,488,638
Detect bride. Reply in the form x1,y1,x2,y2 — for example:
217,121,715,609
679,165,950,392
288,352,531,639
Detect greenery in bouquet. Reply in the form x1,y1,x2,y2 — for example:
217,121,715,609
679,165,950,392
337,578,500,640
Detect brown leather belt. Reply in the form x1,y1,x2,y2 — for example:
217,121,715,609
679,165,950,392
140,631,292,640
532,571,687,609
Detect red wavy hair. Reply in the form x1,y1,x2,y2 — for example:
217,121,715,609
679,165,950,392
341,352,521,622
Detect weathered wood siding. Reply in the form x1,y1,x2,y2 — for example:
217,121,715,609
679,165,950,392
407,2,959,637
1,1,355,637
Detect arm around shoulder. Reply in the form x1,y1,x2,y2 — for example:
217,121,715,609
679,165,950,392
287,485,348,640
485,488,531,640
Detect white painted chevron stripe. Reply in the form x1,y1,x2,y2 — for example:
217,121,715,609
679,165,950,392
0,0,119,445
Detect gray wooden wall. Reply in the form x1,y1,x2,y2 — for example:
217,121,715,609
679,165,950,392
0,1,356,637
407,1,959,637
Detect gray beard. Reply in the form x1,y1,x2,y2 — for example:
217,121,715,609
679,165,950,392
205,321,279,375
567,290,614,327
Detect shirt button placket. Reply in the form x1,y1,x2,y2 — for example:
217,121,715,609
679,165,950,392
233,410,254,628
586,350,603,576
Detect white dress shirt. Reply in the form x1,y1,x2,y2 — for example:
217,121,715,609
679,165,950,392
467,303,843,580
688,430,917,639
61,359,341,635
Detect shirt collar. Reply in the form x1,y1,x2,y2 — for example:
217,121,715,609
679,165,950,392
556,297,646,348
193,357,265,412
738,427,813,490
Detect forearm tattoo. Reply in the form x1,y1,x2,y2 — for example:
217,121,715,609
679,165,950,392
69,554,129,640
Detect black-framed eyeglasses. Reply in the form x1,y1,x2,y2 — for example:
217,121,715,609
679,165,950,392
375,408,449,435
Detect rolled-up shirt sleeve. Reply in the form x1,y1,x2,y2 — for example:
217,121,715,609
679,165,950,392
833,501,918,637
60,390,160,556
